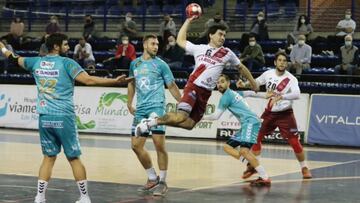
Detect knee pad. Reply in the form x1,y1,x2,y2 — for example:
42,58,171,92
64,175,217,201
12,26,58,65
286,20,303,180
288,137,303,153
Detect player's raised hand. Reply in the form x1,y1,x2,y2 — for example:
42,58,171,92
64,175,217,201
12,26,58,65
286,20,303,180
114,74,134,84
236,80,246,88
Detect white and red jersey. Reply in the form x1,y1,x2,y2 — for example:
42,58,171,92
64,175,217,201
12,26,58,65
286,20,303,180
256,69,300,112
185,41,241,90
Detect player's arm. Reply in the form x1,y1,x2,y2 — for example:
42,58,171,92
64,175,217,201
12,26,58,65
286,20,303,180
127,80,136,115
202,108,225,121
75,71,133,86
176,16,196,49
167,81,182,103
0,41,25,68
240,91,271,99
237,63,259,91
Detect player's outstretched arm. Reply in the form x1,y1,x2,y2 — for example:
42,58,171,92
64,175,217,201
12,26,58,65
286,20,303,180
176,16,196,49
167,81,182,102
202,108,225,121
75,72,133,86
238,63,259,92
0,41,25,68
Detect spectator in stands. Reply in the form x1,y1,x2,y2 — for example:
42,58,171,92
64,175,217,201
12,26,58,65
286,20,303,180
159,14,177,42
334,35,359,79
103,35,136,70
249,11,269,41
120,12,137,40
240,35,265,71
45,16,61,35
39,34,49,57
83,15,96,42
162,34,184,70
286,15,313,51
289,35,312,75
7,17,24,48
196,12,228,44
73,37,96,69
0,38,13,74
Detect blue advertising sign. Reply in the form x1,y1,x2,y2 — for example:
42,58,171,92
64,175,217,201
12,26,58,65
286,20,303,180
308,94,360,147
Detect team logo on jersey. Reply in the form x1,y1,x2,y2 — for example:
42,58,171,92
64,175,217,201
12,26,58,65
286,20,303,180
39,100,46,107
135,60,142,67
276,77,290,91
134,69,138,76
40,61,55,69
138,77,150,90
35,69,59,77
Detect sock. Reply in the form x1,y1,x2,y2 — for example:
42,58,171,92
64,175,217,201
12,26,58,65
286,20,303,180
77,180,89,197
159,170,167,182
147,118,158,127
299,161,307,169
146,167,157,180
35,180,48,200
255,165,269,179
239,156,249,165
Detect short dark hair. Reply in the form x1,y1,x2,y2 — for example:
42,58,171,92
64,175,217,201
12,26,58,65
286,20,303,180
46,33,68,51
248,34,256,40
274,51,287,61
207,25,227,42
143,34,158,43
219,74,230,82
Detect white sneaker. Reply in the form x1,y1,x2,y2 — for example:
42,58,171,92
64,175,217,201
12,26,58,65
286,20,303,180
34,197,46,203
75,196,91,203
135,119,150,137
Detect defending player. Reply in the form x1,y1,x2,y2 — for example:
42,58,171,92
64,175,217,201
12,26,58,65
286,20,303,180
135,16,258,135
127,34,181,196
0,33,133,203
203,74,271,186
237,52,312,180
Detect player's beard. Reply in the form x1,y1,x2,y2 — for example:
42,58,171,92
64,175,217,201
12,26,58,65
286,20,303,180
276,67,286,73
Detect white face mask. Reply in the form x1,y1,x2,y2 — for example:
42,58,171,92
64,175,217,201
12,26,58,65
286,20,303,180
51,19,57,23
298,40,305,45
345,41,352,47
345,14,351,20
169,41,176,46
249,41,256,46
301,19,305,24
257,16,263,21
125,17,131,22
122,40,129,45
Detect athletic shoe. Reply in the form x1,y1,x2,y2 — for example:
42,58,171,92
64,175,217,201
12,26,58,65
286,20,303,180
153,181,168,196
135,119,150,137
302,167,312,179
242,164,257,179
138,177,159,192
75,196,91,203
34,198,46,203
250,177,271,187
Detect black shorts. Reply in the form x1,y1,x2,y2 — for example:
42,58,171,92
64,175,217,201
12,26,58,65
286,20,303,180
226,139,254,149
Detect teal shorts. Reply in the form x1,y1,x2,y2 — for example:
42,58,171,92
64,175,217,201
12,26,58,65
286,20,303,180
131,107,165,137
39,114,81,158
231,120,260,144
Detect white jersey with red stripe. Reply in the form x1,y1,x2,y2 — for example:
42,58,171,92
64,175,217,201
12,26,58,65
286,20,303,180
256,69,300,112
185,41,241,90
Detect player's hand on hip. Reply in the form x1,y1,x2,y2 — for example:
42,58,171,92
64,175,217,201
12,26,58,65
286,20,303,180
127,105,136,115
115,74,134,84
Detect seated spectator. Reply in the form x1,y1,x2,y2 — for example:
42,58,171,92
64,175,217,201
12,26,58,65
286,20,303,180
119,12,137,40
103,35,136,70
159,14,177,44
240,35,265,71
196,12,228,44
286,15,313,51
0,38,14,74
289,35,312,75
7,17,24,49
45,16,61,35
334,35,359,79
83,15,96,42
249,11,269,41
162,34,184,70
73,37,96,69
39,34,49,57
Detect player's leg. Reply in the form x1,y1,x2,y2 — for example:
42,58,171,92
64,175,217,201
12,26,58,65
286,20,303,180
58,115,91,203
278,110,312,179
131,113,159,191
152,133,168,196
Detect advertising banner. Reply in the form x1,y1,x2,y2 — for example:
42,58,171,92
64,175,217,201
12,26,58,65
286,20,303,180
307,94,360,147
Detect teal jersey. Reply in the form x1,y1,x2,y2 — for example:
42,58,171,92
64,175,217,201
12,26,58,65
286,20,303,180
24,55,84,115
218,89,260,124
129,56,175,110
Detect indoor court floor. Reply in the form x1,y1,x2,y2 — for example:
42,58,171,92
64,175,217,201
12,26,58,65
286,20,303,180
0,129,359,203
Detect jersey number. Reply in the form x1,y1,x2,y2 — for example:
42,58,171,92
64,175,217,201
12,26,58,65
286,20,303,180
266,81,276,90
39,78,58,98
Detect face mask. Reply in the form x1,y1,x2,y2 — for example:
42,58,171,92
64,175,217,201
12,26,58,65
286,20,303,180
169,41,176,46
249,41,256,46
125,17,131,22
122,40,129,45
257,17,263,21
345,14,351,20
345,41,352,47
51,19,57,23
301,19,305,23
298,40,305,45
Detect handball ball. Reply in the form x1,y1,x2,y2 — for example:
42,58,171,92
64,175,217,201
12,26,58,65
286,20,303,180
186,3,202,19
